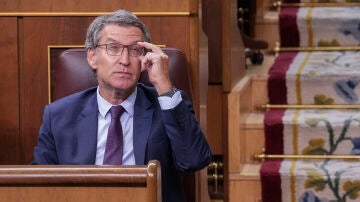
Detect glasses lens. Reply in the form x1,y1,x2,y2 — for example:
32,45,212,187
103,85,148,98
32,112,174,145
100,43,144,57
128,45,144,57
106,44,123,56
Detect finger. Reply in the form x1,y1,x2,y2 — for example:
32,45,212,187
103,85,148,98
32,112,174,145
141,54,152,70
137,42,162,53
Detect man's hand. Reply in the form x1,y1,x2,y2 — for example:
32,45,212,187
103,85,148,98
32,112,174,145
137,42,173,95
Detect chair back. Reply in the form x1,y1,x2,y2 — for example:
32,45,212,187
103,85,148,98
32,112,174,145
50,48,192,102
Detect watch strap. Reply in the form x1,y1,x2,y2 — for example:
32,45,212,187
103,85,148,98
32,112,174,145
160,87,178,97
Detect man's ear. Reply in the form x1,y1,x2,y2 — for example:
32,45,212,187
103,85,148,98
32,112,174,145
87,48,97,71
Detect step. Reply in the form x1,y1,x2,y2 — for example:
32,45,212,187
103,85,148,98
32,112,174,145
228,111,264,202
244,112,265,163
261,159,360,202
279,6,360,47
268,50,360,105
265,108,360,155
229,164,262,202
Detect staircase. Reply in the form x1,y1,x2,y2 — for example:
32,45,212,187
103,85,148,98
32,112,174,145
228,1,360,201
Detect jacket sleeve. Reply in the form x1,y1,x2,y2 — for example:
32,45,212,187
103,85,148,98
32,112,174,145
32,105,59,164
161,92,212,172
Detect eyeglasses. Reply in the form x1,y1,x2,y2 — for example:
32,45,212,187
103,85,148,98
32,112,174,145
96,43,145,57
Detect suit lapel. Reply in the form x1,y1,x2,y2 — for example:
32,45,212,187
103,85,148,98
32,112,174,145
133,87,154,165
75,93,98,164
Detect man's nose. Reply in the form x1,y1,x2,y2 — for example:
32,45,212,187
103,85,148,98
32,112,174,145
118,47,130,65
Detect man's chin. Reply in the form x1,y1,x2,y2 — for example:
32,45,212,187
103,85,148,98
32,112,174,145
112,82,136,91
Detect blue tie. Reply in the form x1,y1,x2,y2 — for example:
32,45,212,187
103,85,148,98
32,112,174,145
103,105,125,165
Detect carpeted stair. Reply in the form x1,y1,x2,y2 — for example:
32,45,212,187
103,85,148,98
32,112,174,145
260,1,360,202
280,6,360,48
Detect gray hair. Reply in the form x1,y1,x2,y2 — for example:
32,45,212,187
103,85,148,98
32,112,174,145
85,10,151,49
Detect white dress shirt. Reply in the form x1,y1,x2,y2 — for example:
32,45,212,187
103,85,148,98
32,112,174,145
95,86,182,165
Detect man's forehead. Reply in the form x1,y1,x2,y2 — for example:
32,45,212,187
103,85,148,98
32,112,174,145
99,25,143,41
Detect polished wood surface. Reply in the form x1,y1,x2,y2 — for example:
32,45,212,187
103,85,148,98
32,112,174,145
222,0,246,92
1,1,191,12
229,175,261,202
202,0,223,84
21,16,95,163
0,18,20,164
206,85,223,154
0,160,161,202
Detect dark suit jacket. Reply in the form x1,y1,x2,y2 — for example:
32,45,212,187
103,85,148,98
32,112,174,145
32,84,212,202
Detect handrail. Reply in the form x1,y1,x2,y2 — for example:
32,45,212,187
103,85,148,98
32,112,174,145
0,160,161,202
0,160,160,185
253,149,360,161
254,153,360,161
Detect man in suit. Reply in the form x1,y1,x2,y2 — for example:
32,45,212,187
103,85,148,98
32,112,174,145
32,9,212,202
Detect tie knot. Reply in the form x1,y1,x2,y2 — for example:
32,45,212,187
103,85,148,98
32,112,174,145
110,105,125,119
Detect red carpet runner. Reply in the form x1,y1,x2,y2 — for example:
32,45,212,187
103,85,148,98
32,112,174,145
260,1,360,202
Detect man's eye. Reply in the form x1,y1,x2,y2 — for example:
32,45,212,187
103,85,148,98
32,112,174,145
108,45,121,51
129,46,140,51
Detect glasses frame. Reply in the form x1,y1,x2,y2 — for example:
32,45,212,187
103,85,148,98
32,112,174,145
96,43,145,57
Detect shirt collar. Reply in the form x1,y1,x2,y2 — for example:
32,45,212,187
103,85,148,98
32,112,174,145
97,86,137,118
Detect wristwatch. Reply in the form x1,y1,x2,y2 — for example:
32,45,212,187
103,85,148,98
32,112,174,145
160,87,178,98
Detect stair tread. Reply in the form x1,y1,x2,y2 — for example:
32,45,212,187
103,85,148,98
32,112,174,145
268,50,360,105
265,108,360,155
280,7,360,47
261,159,360,176
230,163,261,180
245,112,264,129
266,108,360,125
261,159,360,201
240,163,260,176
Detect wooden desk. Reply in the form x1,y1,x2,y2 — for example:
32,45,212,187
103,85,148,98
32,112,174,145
0,160,161,202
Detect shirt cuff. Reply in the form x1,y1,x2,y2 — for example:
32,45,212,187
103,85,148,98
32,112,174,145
158,91,182,110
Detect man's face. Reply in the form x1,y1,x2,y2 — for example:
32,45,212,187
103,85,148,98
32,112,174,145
87,24,144,92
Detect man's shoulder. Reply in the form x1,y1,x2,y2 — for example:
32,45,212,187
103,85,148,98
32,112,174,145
48,87,97,109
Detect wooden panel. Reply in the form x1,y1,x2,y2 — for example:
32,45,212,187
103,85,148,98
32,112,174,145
206,85,223,154
227,92,242,173
227,76,254,172
0,187,149,202
229,178,261,202
245,126,264,163
141,17,190,59
251,74,269,108
254,0,279,52
222,0,246,92
0,18,20,163
202,0,223,84
21,17,95,163
1,0,190,12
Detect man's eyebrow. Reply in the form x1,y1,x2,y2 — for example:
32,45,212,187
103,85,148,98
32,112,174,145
103,38,118,43
102,39,141,46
